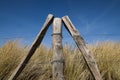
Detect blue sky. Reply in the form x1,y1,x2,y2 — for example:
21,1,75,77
0,0,120,46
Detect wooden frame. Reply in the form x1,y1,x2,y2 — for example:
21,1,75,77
9,14,102,80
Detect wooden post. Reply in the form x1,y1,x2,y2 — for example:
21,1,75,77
62,16,102,80
9,14,54,80
52,18,65,80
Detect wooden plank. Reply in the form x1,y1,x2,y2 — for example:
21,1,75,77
62,16,102,80
52,18,65,80
9,14,54,80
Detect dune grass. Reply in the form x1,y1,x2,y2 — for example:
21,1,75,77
0,40,120,80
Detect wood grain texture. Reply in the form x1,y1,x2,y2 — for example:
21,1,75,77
62,16,102,80
52,18,65,80
9,14,54,80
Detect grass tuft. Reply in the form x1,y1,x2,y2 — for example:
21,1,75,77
0,40,120,80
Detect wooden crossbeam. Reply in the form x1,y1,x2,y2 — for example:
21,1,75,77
62,16,102,80
9,14,54,80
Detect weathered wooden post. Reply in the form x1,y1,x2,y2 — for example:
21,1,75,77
9,14,54,80
62,16,102,80
52,18,65,80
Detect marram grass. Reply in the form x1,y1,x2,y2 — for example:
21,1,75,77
0,40,120,80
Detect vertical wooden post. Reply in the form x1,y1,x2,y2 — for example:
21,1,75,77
52,18,65,80
62,16,102,80
9,14,54,80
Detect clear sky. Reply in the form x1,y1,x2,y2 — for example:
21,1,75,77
0,0,120,46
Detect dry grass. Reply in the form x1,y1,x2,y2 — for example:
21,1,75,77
0,40,120,80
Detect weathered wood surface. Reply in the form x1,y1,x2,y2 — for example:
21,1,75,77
9,14,54,80
52,18,65,80
62,16,102,80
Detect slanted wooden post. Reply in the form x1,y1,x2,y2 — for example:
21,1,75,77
9,14,54,80
52,18,65,80
62,16,102,80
